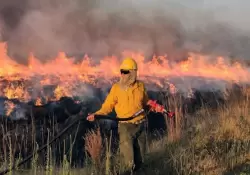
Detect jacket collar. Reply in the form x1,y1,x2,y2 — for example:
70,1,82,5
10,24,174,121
128,80,140,91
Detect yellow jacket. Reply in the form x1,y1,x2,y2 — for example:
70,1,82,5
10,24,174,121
95,80,149,124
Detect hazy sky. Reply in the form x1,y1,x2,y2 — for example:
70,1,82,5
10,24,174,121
1,0,250,61
173,0,250,31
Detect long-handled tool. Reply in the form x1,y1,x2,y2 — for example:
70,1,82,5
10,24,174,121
0,101,174,175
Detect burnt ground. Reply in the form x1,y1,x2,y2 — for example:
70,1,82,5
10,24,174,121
0,83,244,169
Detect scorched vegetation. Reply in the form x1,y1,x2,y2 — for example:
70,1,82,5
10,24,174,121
0,84,250,175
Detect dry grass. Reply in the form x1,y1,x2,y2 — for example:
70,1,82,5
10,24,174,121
163,87,250,175
84,128,102,167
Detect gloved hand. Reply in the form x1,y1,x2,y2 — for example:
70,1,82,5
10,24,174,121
87,113,95,121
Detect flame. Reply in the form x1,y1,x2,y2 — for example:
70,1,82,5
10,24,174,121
3,83,30,101
35,97,43,106
4,101,15,116
0,42,250,103
54,85,71,101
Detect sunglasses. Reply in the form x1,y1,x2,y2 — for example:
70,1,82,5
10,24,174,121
120,69,130,74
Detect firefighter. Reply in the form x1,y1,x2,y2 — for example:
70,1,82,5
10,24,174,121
87,57,150,172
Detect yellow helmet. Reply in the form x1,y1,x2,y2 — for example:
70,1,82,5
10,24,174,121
120,57,138,70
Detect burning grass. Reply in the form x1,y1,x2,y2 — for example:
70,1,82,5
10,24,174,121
0,86,250,175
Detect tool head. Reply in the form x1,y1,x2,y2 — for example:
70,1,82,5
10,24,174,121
147,100,175,118
165,111,175,118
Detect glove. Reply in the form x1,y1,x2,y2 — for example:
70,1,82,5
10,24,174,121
86,113,95,121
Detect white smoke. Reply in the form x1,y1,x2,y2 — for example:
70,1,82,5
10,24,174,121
0,0,249,63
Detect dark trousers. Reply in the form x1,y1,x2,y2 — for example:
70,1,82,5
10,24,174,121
118,122,146,171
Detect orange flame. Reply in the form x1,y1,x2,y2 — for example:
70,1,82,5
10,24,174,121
4,101,15,116
35,97,43,106
0,42,249,103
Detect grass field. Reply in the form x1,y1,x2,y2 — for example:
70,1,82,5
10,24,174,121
1,86,250,175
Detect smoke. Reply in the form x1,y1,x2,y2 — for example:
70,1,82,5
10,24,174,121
0,0,250,64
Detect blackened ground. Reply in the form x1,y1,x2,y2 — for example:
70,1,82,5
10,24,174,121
0,86,238,168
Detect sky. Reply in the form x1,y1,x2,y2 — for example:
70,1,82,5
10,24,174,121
175,0,250,31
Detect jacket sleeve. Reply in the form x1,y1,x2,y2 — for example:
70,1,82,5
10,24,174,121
95,84,117,115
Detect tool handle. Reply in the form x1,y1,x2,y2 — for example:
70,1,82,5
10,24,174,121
94,109,145,121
